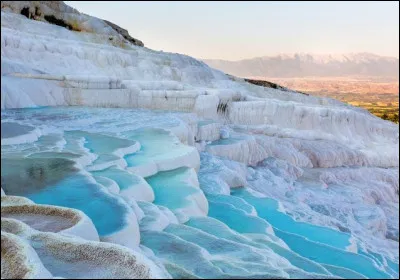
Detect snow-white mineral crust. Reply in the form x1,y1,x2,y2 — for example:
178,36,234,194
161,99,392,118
1,1,398,279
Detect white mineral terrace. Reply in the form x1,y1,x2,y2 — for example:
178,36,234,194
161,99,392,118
1,1,399,279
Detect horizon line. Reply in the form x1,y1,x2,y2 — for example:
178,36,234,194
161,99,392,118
198,52,400,62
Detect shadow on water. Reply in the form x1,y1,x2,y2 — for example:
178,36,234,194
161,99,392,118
1,156,78,196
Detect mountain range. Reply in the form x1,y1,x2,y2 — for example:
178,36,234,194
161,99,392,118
202,53,399,78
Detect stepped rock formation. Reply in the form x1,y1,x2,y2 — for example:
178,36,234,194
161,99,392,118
1,1,399,279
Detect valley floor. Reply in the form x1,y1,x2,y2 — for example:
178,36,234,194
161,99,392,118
257,77,399,123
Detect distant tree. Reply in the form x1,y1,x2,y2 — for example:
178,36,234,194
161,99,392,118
381,112,389,120
392,113,399,123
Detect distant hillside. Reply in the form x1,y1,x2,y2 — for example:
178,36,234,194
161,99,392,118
203,53,399,78
243,78,309,95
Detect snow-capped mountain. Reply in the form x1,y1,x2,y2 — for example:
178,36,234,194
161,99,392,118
203,53,399,78
1,1,399,279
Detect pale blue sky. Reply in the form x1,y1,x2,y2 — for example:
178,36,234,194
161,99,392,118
66,1,399,60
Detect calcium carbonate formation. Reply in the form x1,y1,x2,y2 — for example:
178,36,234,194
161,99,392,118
1,1,399,279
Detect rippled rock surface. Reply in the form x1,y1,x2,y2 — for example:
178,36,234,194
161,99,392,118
1,1,398,279
1,107,398,279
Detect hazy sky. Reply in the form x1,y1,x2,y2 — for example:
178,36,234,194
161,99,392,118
66,1,399,60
